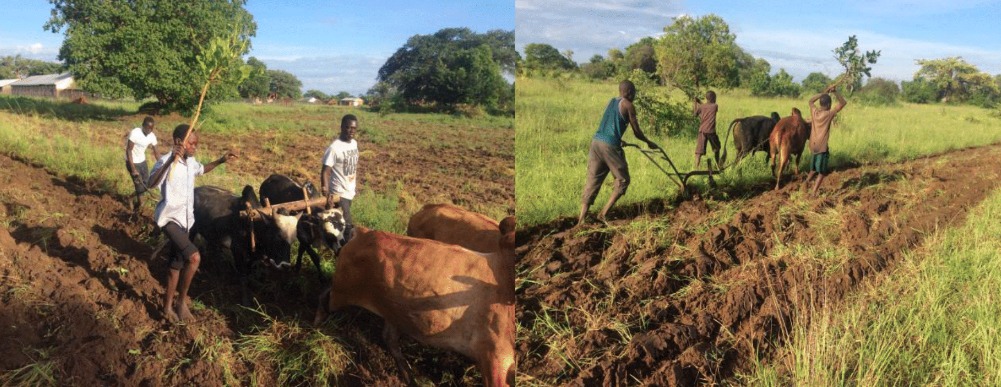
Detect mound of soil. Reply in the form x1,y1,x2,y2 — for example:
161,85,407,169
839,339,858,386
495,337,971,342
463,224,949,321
516,144,1001,386
0,153,478,386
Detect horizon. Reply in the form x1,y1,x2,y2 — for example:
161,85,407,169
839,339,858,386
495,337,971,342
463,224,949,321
516,0,1001,84
2,0,514,97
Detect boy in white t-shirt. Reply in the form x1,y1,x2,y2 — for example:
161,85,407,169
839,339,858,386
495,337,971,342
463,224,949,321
321,114,359,242
124,116,160,215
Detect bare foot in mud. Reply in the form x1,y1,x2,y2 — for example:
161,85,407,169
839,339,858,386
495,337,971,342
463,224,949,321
164,307,180,324
177,300,194,322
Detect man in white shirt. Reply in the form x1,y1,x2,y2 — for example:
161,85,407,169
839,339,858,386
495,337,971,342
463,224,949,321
125,116,160,215
147,124,237,323
321,114,359,242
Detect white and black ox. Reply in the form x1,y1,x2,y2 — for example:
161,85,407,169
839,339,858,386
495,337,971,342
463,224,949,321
191,185,301,303
258,174,347,281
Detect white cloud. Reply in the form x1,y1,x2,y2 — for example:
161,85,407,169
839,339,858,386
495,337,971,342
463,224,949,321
517,0,683,62
28,43,43,54
261,55,386,96
738,28,1001,82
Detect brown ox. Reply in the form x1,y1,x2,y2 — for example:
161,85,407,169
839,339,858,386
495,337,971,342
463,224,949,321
315,217,516,387
769,108,812,190
406,203,500,252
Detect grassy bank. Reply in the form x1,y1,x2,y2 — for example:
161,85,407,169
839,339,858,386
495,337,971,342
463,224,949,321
744,185,1001,386
516,77,1001,227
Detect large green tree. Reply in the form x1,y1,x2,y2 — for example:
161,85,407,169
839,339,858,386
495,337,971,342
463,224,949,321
44,0,256,112
267,69,302,99
655,14,740,98
238,56,270,99
914,56,998,103
521,43,576,73
832,35,880,94
378,27,511,110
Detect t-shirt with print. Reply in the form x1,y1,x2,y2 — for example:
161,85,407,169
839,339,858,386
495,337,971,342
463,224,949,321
148,154,204,230
809,107,836,154
694,102,718,134
322,139,358,200
126,127,158,164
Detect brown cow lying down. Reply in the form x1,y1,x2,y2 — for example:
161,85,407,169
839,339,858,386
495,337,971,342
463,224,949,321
315,217,516,387
407,203,500,252
769,108,812,190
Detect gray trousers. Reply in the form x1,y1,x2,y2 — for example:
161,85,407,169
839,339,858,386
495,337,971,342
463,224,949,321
581,140,630,206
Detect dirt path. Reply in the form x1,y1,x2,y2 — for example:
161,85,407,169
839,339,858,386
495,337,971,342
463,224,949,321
0,153,477,386
516,144,1001,386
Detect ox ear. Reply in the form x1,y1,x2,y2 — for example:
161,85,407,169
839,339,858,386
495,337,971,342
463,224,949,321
241,185,262,208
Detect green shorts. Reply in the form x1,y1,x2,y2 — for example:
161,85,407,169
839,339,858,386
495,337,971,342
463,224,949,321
811,152,830,174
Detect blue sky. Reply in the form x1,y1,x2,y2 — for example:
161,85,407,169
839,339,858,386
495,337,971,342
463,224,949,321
516,0,1001,83
2,0,514,96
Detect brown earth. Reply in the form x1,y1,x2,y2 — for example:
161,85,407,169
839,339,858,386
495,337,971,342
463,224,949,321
516,144,1001,386
0,112,512,384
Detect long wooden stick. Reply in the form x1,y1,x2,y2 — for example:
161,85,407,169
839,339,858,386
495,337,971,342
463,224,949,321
239,196,339,219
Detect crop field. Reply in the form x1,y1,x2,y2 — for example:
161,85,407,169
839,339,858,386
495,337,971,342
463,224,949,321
0,96,513,386
515,77,1001,386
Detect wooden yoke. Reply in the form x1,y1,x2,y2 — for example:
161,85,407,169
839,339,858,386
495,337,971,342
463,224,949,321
239,196,337,220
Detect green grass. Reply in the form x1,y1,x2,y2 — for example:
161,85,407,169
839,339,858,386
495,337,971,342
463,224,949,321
516,77,1001,227
743,187,1001,386
239,310,353,387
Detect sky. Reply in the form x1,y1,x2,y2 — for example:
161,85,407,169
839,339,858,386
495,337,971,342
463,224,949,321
1,0,514,96
516,0,1001,83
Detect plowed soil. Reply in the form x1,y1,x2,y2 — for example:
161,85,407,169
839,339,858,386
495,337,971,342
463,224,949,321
516,144,1001,386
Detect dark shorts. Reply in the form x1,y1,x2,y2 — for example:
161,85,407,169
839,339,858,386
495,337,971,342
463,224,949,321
811,152,830,174
696,132,721,155
127,160,149,194
163,222,198,270
581,140,630,206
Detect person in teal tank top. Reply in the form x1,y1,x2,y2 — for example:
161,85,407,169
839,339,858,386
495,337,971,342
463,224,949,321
578,80,659,227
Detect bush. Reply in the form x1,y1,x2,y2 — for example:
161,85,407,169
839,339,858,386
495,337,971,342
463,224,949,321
902,78,938,104
857,78,900,106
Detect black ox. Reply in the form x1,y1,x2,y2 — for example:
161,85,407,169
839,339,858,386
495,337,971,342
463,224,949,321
727,112,781,163
191,185,300,303
258,174,346,281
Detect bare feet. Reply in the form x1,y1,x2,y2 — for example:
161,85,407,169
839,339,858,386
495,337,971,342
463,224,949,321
164,307,179,324
177,300,194,322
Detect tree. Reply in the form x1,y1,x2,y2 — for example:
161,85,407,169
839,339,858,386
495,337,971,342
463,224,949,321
239,56,270,99
521,43,575,73
45,0,256,112
303,89,330,101
802,72,833,95
378,27,511,110
857,77,900,106
267,69,302,99
0,55,64,79
901,77,938,104
580,55,615,80
914,56,998,103
624,37,658,81
654,14,740,98
334,91,352,100
832,35,880,94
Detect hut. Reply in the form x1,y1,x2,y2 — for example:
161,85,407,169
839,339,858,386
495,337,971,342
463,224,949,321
11,73,87,99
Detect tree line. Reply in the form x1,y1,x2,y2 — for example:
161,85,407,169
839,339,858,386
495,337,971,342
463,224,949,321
43,0,514,116
518,14,1001,109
